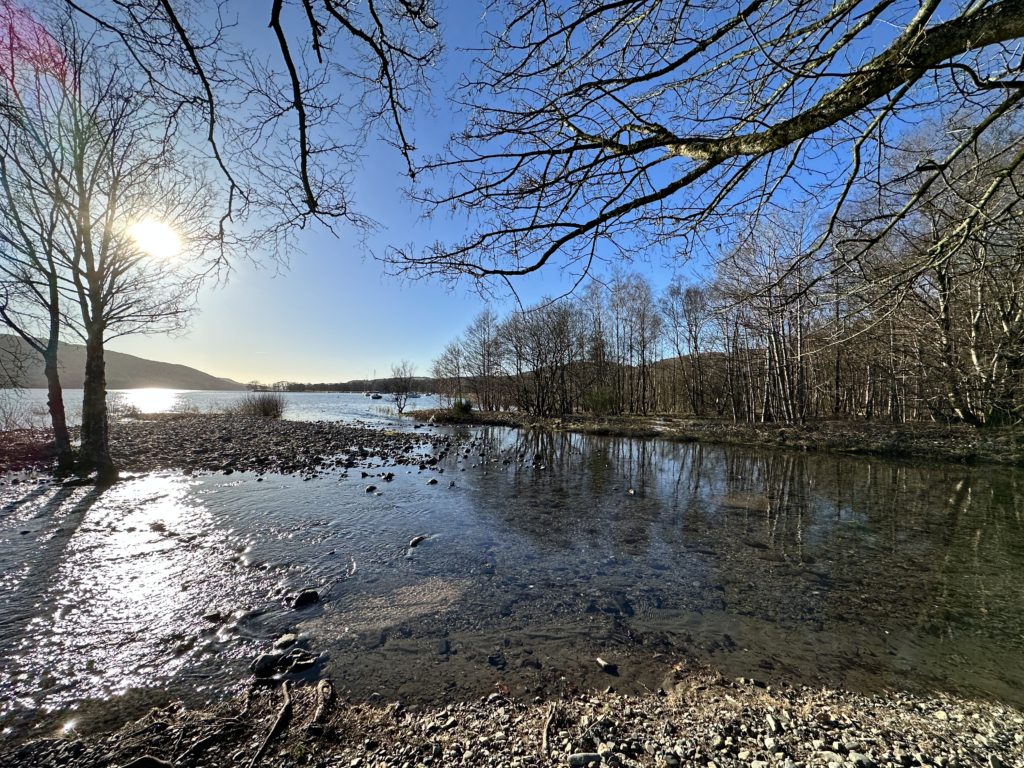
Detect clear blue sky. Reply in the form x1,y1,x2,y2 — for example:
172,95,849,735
106,3,675,384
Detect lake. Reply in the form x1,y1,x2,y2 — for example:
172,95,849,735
6,388,430,427
1,390,1022,738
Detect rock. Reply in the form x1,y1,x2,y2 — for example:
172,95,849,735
364,484,377,492
426,478,439,485
291,589,320,609
849,752,877,768
596,657,618,674
766,713,781,734
274,633,298,649
121,758,174,768
933,710,949,721
282,648,319,672
989,757,1006,768
487,652,507,670
251,652,282,678
568,754,602,767
409,534,428,547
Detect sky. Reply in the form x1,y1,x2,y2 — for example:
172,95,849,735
99,0,900,385
8,1,991,384
107,7,479,384
94,3,676,385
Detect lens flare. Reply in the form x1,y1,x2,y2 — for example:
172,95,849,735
128,219,181,259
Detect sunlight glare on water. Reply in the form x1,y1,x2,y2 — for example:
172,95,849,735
0,473,266,723
118,388,181,414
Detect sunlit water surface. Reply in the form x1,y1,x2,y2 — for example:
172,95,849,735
9,388,420,426
1,396,1023,739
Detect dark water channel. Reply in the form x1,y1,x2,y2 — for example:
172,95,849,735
1,426,1022,738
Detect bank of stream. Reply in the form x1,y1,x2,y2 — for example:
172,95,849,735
411,409,1024,466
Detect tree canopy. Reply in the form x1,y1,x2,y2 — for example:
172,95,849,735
57,0,441,241
391,0,1024,291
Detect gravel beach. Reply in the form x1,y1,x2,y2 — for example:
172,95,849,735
0,413,461,477
4,669,1021,768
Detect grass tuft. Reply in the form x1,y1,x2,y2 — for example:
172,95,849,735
230,392,286,419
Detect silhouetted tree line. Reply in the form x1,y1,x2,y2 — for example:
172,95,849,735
432,203,1024,427
261,378,433,394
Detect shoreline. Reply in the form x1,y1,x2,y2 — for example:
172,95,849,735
0,413,457,477
4,667,1021,768
3,410,1022,477
409,409,1024,467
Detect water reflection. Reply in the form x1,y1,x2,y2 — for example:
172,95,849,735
444,428,1024,704
1,429,1022,736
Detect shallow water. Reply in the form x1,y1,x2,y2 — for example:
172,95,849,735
1,420,1022,740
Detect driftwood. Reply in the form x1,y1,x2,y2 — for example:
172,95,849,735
541,702,556,756
306,679,335,731
247,682,292,768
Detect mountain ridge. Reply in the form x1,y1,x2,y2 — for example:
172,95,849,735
0,334,243,390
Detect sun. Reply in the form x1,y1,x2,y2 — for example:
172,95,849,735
127,218,181,259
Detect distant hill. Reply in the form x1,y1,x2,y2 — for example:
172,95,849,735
0,334,243,390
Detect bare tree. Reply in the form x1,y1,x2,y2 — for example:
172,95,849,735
392,0,1024,292
0,2,77,467
53,0,441,240
431,341,463,407
0,10,223,479
463,309,500,410
389,359,416,414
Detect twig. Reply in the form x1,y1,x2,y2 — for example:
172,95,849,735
177,730,223,764
247,681,292,768
240,686,254,718
541,702,556,756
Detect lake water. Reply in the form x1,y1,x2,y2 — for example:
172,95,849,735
1,391,1022,738
5,388,434,427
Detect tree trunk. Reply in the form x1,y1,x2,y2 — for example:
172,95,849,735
42,349,74,472
79,325,117,482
